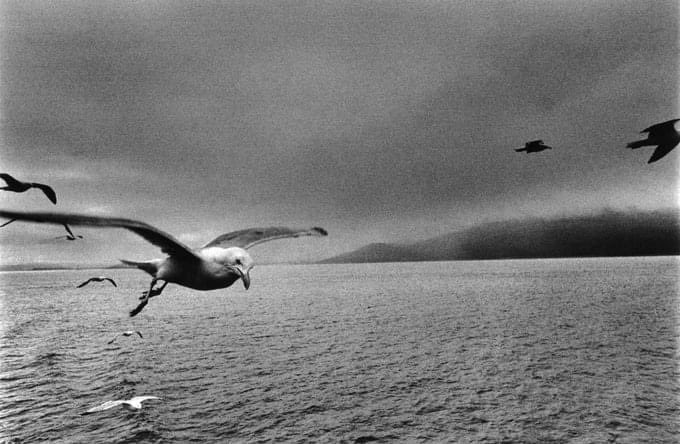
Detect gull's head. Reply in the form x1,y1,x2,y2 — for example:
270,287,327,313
204,247,254,289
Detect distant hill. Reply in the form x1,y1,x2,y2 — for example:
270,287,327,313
320,210,680,263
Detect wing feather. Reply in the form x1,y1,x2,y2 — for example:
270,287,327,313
647,142,678,163
0,173,22,187
32,183,57,204
77,278,94,288
86,400,125,413
641,119,680,134
202,226,328,249
0,210,198,261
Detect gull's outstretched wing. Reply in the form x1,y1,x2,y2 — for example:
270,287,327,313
1,219,16,228
85,400,125,413
77,278,95,288
641,119,680,134
135,331,143,338
31,183,57,204
105,278,118,287
0,173,23,188
647,142,679,163
63,224,78,238
0,210,199,261
202,226,328,249
130,396,160,403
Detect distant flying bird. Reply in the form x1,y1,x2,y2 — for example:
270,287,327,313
0,173,57,204
627,119,680,163
0,210,328,317
107,330,143,344
55,224,83,241
77,276,117,288
515,140,553,153
84,396,160,414
0,219,16,228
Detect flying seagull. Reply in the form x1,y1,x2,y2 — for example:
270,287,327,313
107,330,143,344
515,140,553,153
77,276,118,288
84,396,160,414
0,173,57,204
627,119,680,163
0,210,328,317
55,224,83,241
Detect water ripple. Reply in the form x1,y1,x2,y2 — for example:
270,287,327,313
1,259,679,442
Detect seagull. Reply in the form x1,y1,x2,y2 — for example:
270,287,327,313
0,173,57,204
107,330,143,344
84,396,160,414
55,224,83,241
515,140,553,153
77,276,118,288
627,119,680,163
0,210,328,317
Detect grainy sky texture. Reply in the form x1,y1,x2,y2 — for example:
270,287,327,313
0,0,678,265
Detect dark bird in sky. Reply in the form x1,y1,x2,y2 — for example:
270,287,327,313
84,396,160,414
0,210,328,317
515,140,553,153
627,119,680,163
55,224,83,241
0,219,16,228
107,330,143,344
0,173,57,204
77,276,118,288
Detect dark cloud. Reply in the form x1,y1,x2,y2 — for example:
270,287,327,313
0,0,677,265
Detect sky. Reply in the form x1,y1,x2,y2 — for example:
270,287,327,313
0,0,678,266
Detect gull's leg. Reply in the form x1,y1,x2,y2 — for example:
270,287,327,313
139,281,168,300
150,282,168,299
130,278,156,317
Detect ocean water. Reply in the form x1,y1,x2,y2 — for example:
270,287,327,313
0,257,678,443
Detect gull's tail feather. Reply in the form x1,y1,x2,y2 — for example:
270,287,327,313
627,139,651,149
120,259,158,276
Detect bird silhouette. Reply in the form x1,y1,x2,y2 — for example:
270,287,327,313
55,224,83,241
515,140,552,153
0,173,57,204
77,276,117,288
627,119,680,163
0,210,328,317
107,330,143,344
84,396,160,414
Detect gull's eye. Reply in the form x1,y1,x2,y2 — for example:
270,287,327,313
235,259,242,265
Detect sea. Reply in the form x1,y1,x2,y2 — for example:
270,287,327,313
0,257,678,443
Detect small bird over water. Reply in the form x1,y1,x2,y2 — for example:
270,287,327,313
84,396,160,414
515,140,552,153
77,276,117,288
0,210,328,317
107,330,143,344
627,119,680,163
55,224,83,241
0,173,57,204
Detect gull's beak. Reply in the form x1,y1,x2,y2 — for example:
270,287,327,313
240,268,251,290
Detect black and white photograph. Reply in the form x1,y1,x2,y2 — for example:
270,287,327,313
0,1,678,442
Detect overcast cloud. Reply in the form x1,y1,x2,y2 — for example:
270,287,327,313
0,0,677,265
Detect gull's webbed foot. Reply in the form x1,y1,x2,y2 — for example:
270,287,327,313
129,298,149,317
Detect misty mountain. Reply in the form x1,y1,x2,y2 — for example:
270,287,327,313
320,210,680,263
